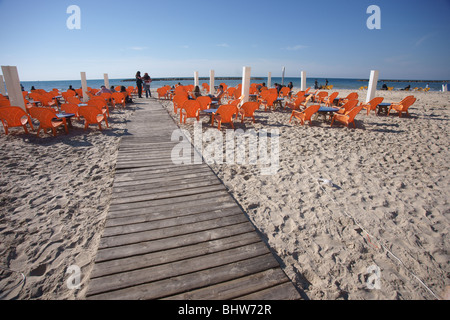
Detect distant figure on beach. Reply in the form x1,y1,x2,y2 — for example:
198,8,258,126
96,85,111,95
382,83,388,90
210,84,224,104
314,80,319,89
143,73,152,98
121,86,133,103
403,85,411,91
287,82,294,97
257,83,266,92
135,71,143,98
325,79,329,87
31,86,36,91
287,82,293,90
192,86,202,98
68,85,76,92
110,86,116,93
274,83,282,94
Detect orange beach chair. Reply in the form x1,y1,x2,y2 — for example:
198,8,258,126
28,107,68,137
290,104,320,125
331,105,364,128
0,106,34,135
388,96,416,117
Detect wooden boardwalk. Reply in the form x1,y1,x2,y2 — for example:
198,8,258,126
86,99,301,300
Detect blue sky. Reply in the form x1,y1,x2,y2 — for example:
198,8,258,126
1,0,449,81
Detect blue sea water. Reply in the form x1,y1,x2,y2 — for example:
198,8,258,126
17,77,447,93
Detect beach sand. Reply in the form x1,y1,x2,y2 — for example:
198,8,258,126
0,89,448,300
0,103,136,299
163,88,449,300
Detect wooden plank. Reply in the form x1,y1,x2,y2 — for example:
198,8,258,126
112,175,220,194
98,213,249,249
113,170,214,187
91,232,262,279
106,194,236,224
108,190,231,214
110,184,227,205
88,243,270,297
235,282,302,300
87,254,279,300
163,268,290,300
94,222,255,262
102,206,243,237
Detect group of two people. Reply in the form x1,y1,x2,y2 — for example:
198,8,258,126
135,71,152,98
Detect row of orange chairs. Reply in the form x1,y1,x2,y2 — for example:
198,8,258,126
0,85,133,136
0,105,105,136
179,100,260,130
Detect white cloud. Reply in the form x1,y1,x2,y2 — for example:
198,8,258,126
129,46,146,51
415,33,434,47
284,45,308,51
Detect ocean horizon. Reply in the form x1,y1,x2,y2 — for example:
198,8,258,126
17,77,449,93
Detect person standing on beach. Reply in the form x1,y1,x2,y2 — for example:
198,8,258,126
143,73,152,98
136,71,143,98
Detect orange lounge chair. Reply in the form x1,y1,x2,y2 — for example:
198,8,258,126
238,101,260,123
331,105,364,128
360,97,384,115
60,103,81,120
290,104,320,125
202,83,210,93
180,100,201,124
157,87,169,100
279,87,291,98
100,92,112,105
260,92,278,111
196,96,212,110
67,96,82,105
62,90,76,102
88,97,110,116
337,99,359,114
173,95,189,114
388,96,416,117
212,104,237,130
314,91,328,103
28,107,68,137
0,106,34,135
111,92,126,109
338,92,358,106
285,96,306,111
323,92,339,107
88,100,109,127
78,106,105,131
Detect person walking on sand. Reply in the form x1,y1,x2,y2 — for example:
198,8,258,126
136,71,143,98
143,73,152,98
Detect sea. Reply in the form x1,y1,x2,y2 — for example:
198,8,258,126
16,77,448,93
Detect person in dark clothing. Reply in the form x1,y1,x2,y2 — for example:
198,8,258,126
135,71,143,98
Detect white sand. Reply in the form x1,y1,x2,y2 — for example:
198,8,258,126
164,89,449,300
0,89,448,300
0,103,136,299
